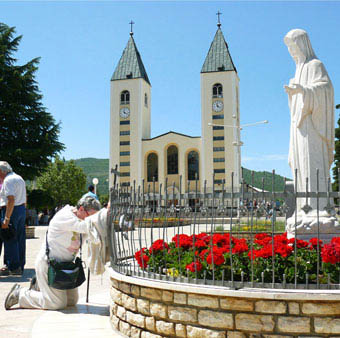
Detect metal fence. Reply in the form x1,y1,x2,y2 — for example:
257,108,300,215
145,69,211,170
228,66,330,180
107,171,340,290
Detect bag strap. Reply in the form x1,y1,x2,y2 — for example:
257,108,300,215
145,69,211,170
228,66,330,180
45,230,83,263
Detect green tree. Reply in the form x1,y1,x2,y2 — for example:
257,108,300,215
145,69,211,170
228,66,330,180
332,104,340,192
36,158,86,208
0,23,64,180
27,189,54,210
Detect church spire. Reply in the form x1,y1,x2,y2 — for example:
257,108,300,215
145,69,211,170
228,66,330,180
201,24,237,74
111,24,150,85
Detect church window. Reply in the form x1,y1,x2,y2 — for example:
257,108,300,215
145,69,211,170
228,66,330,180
120,141,130,145
147,153,158,182
212,114,224,120
188,151,199,181
213,136,224,141
121,182,130,187
212,83,223,98
213,158,225,162
120,120,130,125
120,162,130,166
120,130,130,136
214,179,223,184
120,172,130,177
213,126,224,130
214,168,225,173
120,90,130,104
213,147,225,152
144,93,148,107
120,151,130,156
167,145,178,175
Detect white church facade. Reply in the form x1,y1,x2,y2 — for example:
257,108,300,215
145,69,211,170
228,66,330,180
109,23,241,193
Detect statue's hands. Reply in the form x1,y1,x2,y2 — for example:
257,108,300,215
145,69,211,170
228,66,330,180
284,83,304,96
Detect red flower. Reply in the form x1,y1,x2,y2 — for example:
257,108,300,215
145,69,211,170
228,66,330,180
186,261,203,272
331,237,340,246
149,239,169,254
135,248,149,268
206,247,225,265
193,239,207,249
212,233,234,247
172,234,192,248
288,238,309,249
322,242,340,264
309,237,323,250
254,233,272,247
232,239,249,254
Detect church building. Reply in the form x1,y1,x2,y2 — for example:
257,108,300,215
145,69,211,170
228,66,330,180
109,21,241,193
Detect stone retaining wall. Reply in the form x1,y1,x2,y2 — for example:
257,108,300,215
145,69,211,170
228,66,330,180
109,273,340,338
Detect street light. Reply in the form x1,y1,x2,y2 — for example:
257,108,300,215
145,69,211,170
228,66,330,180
92,177,99,195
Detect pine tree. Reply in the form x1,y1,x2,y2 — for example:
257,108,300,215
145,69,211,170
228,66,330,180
332,104,340,191
0,23,64,180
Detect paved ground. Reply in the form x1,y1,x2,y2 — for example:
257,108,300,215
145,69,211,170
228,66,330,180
0,226,124,338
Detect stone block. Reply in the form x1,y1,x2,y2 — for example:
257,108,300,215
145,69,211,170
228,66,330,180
288,302,299,315
131,326,142,338
111,313,120,329
174,292,187,304
131,284,140,297
314,317,340,334
137,298,150,315
186,325,226,338
255,300,287,314
150,302,167,319
141,287,162,300
126,310,145,328
277,316,310,333
122,293,137,311
198,310,233,329
263,335,293,338
145,316,156,331
236,314,275,332
302,302,340,316
220,298,253,311
227,331,246,338
162,290,174,302
188,294,219,308
110,287,122,305
168,306,197,323
176,323,187,337
116,305,126,321
110,277,119,288
141,332,162,338
156,320,175,335
119,281,131,294
119,320,131,336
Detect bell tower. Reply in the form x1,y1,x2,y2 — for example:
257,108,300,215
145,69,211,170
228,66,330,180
110,23,151,188
201,15,241,191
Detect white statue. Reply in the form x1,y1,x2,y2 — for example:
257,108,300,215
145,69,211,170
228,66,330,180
284,29,338,238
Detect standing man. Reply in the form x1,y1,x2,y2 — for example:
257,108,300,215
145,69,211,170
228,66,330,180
0,161,26,276
82,184,99,201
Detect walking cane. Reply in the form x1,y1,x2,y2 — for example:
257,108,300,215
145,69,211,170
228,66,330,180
86,267,90,303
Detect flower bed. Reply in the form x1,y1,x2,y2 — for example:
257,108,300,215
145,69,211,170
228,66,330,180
135,232,340,285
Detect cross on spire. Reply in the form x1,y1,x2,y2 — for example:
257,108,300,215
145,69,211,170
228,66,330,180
129,20,135,36
216,11,222,27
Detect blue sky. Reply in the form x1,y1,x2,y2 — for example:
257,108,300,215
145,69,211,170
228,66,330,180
1,1,339,179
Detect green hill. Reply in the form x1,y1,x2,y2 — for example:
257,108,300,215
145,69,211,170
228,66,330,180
71,158,290,196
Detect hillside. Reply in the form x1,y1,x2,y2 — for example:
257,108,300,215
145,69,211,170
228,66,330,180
72,158,290,196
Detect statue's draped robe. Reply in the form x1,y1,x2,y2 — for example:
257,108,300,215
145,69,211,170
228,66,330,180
288,48,334,212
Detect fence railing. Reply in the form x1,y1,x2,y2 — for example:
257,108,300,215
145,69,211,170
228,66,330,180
107,172,340,290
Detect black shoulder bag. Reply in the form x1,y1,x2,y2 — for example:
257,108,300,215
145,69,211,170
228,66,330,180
46,231,86,290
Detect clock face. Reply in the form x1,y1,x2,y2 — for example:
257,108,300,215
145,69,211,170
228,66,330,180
120,107,130,119
212,100,224,112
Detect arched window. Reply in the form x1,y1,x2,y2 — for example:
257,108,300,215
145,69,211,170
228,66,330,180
188,151,199,180
120,90,130,104
167,145,178,175
144,93,148,107
212,83,223,98
147,153,158,182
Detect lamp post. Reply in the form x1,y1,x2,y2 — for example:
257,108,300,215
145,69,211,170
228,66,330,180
92,177,99,195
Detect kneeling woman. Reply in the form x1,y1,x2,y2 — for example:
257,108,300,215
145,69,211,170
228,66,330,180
5,196,101,310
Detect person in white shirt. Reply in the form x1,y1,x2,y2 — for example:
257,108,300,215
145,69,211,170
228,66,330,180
4,196,101,310
0,182,6,262
0,161,26,276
